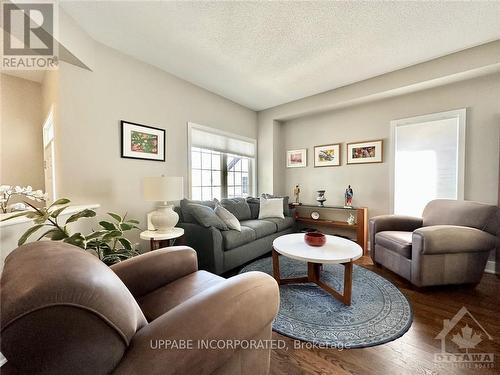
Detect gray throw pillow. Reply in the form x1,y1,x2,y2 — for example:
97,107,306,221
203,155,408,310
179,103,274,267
180,199,216,223
188,203,228,230
246,197,260,219
215,204,241,231
261,194,290,217
220,197,252,221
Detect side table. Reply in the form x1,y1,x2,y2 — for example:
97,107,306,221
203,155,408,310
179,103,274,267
140,228,185,251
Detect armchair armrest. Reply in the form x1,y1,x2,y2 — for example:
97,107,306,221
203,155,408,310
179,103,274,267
177,222,224,274
111,247,197,298
113,272,279,375
369,215,423,255
413,225,497,255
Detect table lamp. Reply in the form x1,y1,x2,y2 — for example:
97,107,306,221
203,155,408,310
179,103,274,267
143,176,184,233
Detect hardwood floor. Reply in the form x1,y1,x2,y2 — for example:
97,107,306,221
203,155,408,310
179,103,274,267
269,256,500,375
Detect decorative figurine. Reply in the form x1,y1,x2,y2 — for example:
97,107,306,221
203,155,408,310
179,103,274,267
316,190,326,207
344,185,353,208
293,184,301,205
347,213,356,225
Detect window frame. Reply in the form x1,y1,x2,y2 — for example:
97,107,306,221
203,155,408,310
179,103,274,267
187,122,257,200
389,108,466,214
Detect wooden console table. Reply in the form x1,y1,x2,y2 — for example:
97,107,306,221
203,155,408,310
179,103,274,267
292,204,368,255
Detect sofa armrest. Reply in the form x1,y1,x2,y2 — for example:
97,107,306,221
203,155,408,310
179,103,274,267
413,225,497,255
177,222,224,274
111,247,197,298
113,272,279,375
369,215,423,255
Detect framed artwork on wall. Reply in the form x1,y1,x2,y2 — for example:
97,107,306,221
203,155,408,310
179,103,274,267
314,143,341,167
346,140,383,164
286,149,307,168
121,120,166,161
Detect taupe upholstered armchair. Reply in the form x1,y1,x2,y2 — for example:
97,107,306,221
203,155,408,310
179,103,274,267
370,199,498,287
0,242,279,375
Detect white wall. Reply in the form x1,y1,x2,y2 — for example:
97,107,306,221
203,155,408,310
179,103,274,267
258,40,500,195
279,73,500,218
55,39,256,247
0,74,45,190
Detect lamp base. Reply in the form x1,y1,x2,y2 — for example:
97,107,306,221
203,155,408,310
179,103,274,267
151,205,179,233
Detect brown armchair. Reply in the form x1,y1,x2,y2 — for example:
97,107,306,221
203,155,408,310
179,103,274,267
370,199,498,287
0,242,279,375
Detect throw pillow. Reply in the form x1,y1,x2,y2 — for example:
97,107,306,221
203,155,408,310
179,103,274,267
220,197,252,221
258,197,285,219
215,204,241,232
261,194,290,216
180,199,216,223
188,203,228,230
246,197,260,219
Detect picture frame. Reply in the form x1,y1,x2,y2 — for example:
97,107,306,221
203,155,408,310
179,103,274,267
314,143,341,167
346,140,383,164
121,120,166,161
286,149,307,168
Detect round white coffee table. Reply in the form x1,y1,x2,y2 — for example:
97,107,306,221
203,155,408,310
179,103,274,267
140,228,185,251
272,233,362,306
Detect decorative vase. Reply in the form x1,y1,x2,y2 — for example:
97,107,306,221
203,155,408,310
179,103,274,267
316,190,326,207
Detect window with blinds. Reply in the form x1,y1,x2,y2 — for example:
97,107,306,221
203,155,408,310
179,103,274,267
188,123,256,200
391,109,466,217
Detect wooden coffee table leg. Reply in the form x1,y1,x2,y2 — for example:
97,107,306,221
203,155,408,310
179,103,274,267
272,248,281,283
314,261,354,306
343,261,353,305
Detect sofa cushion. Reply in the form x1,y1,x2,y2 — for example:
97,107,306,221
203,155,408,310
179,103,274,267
375,231,413,259
180,199,216,223
261,194,290,217
189,204,228,231
259,198,285,219
246,197,260,219
221,226,256,250
215,204,241,231
240,220,277,239
138,270,224,321
220,198,252,221
262,217,295,232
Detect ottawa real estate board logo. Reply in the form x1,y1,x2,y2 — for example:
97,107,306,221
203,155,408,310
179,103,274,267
2,0,58,70
434,307,494,369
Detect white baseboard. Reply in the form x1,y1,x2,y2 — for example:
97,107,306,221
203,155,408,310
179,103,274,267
484,260,497,274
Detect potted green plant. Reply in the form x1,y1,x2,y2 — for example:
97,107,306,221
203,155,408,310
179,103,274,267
1,198,141,265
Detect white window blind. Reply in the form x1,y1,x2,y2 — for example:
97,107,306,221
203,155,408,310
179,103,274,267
392,110,465,217
190,126,255,158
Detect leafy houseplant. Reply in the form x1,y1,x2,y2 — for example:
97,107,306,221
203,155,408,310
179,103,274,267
1,198,141,265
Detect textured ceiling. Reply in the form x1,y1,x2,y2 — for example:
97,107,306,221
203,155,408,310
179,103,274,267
60,1,500,110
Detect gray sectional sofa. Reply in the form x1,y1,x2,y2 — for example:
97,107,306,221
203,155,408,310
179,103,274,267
176,197,295,275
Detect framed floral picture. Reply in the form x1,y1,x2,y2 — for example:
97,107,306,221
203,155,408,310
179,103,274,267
346,140,383,164
314,143,341,167
121,121,165,161
286,149,307,168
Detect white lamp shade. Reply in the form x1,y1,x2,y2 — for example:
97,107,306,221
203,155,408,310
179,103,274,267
143,176,184,202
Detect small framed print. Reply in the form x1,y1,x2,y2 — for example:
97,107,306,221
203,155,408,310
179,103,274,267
121,121,165,161
286,149,307,168
347,140,383,164
314,143,341,167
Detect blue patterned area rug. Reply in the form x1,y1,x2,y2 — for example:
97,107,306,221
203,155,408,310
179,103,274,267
240,256,412,348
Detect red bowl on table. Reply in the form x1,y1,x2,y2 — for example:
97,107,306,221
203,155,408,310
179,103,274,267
304,232,326,247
